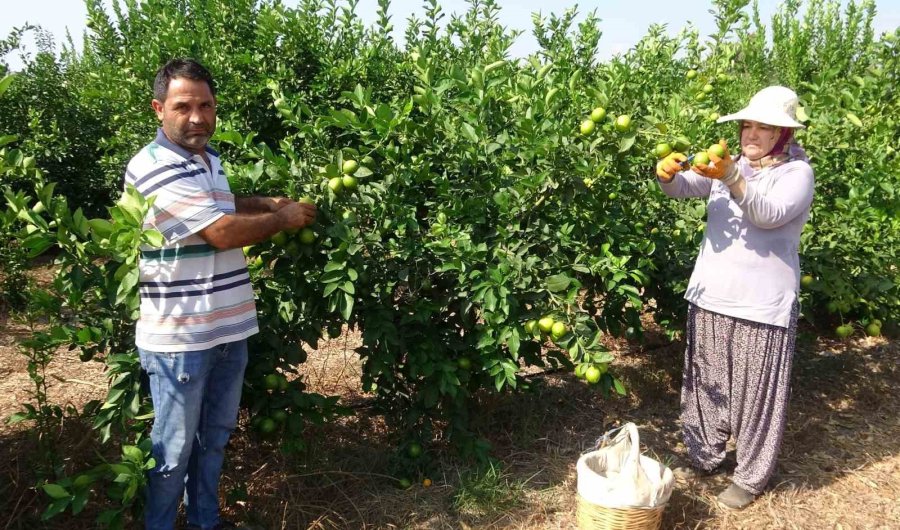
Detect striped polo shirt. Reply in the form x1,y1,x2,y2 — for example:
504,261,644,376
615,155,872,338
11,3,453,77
124,129,258,352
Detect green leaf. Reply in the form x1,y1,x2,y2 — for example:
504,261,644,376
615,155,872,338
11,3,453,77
142,229,164,247
618,135,636,153
546,273,572,293
89,218,114,238
846,112,863,127
122,444,143,462
41,498,69,520
460,123,478,143
613,377,627,396
0,74,15,97
42,483,71,500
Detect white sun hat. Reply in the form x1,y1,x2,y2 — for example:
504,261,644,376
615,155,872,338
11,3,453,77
716,85,805,128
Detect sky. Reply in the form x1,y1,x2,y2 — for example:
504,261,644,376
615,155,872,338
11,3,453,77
2,0,899,71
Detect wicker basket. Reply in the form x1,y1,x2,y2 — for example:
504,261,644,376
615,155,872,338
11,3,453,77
575,423,672,530
576,494,664,530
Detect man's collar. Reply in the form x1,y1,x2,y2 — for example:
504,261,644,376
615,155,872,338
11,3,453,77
154,128,194,160
153,128,219,160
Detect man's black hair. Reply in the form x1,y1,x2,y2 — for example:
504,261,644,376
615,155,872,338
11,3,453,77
153,58,216,101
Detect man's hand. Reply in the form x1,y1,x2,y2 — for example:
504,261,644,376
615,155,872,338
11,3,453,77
692,140,735,180
276,201,317,230
269,196,294,211
656,152,688,182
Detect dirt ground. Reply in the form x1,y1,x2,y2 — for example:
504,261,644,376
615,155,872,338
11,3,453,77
1,291,898,529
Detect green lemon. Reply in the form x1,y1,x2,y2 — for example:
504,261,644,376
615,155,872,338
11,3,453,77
655,143,673,158
580,119,596,136
341,175,358,191
342,159,359,175
538,316,555,333
708,143,726,158
299,227,316,245
550,321,568,340
590,107,607,123
865,323,881,337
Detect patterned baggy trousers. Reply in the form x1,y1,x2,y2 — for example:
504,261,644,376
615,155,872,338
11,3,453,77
681,303,799,495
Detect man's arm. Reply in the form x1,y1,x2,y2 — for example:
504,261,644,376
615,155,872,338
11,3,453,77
199,202,317,249
234,196,292,215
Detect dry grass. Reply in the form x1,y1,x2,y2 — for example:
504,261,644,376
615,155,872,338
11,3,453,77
1,295,898,529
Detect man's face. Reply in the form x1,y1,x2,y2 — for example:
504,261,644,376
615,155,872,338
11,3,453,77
151,77,216,155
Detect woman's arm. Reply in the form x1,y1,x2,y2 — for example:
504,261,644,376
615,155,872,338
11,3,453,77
658,170,714,199
730,163,814,229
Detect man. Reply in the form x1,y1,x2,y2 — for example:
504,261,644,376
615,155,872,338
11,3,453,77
125,58,315,530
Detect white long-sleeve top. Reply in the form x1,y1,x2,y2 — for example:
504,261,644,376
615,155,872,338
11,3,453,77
658,153,815,328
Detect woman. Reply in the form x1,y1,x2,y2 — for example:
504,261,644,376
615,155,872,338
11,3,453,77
655,86,815,509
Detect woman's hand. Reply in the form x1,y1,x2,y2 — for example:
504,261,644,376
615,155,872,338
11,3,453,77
692,140,735,180
656,152,688,182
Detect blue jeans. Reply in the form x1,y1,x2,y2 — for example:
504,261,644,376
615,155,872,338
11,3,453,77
139,340,248,530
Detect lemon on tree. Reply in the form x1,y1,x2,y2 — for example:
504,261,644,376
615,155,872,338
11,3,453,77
550,321,568,340
457,357,472,370
271,231,288,247
800,275,814,289
258,417,277,435
654,143,673,158
708,143,726,158
538,316,555,333
590,106,606,123
865,322,881,337
299,227,316,245
614,114,631,133
524,319,538,334
342,159,359,175
836,324,853,338
584,365,602,384
408,442,423,458
674,135,691,152
341,174,358,191
328,177,343,193
580,119,596,136
686,69,698,80
263,373,281,390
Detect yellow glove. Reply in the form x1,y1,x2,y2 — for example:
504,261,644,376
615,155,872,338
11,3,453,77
656,152,688,182
692,140,736,180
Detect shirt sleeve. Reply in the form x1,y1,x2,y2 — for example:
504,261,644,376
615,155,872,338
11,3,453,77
736,162,815,229
137,162,224,243
657,170,714,199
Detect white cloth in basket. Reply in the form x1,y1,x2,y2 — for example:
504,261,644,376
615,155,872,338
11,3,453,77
576,422,674,509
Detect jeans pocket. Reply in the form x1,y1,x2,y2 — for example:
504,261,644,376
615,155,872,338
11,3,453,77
138,349,157,375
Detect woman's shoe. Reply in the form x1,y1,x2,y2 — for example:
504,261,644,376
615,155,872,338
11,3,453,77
717,483,756,509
